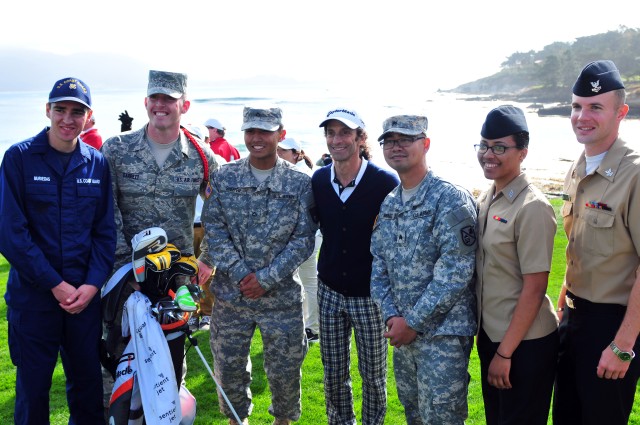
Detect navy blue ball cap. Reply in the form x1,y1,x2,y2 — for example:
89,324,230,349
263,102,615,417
48,77,91,109
481,105,528,140
572,60,624,97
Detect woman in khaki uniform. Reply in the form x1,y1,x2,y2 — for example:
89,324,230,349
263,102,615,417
474,105,559,425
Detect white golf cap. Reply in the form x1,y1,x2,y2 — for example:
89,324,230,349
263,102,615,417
188,124,208,141
278,138,301,151
204,118,225,130
319,108,365,129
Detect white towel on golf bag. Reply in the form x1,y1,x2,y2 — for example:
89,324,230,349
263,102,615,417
121,291,182,424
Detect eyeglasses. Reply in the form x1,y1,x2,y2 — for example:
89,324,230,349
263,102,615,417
380,136,425,150
474,144,517,155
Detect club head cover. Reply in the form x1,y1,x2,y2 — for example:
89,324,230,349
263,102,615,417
163,255,199,286
131,227,167,282
185,283,205,302
145,250,173,273
175,285,198,312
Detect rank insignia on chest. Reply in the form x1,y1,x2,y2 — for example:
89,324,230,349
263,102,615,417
397,230,405,244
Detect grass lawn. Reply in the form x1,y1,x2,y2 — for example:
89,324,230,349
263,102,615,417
0,198,638,423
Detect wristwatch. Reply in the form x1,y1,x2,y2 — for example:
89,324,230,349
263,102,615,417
610,341,636,362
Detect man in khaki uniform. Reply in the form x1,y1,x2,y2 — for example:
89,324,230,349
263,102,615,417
554,60,640,425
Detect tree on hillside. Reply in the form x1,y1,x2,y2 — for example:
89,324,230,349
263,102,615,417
453,27,640,98
541,55,561,87
502,51,536,68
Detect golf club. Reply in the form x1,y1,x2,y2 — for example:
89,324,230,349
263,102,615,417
185,330,243,424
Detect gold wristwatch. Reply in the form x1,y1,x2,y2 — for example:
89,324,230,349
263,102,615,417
610,341,636,362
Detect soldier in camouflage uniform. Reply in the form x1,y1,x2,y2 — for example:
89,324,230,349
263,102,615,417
100,70,219,402
370,115,478,425
202,106,316,425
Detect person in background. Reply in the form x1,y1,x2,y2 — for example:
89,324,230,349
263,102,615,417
554,60,640,425
0,77,116,424
100,70,218,405
205,117,240,162
475,106,558,425
313,108,398,425
191,195,214,331
80,114,103,149
203,106,316,425
316,152,332,166
277,137,314,171
187,123,223,332
277,137,320,343
370,114,477,424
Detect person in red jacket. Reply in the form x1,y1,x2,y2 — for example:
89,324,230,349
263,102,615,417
80,114,103,149
205,118,240,162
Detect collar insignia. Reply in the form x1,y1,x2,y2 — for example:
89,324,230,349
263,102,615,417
605,168,614,177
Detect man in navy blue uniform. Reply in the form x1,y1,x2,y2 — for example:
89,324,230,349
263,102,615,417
0,77,116,424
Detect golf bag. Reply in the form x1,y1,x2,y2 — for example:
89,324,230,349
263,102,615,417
101,228,202,425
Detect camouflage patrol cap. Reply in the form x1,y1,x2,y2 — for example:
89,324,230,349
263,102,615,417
377,115,428,141
572,60,624,97
48,77,92,109
241,106,283,131
147,70,187,99
481,105,528,139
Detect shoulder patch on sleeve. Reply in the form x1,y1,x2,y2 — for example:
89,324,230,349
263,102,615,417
460,225,477,247
444,203,477,253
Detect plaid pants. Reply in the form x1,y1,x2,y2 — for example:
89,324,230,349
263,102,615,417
318,280,387,425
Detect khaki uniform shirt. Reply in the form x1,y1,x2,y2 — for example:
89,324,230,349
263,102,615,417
476,173,558,342
562,137,640,305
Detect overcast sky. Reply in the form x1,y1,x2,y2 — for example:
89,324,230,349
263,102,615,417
3,0,639,94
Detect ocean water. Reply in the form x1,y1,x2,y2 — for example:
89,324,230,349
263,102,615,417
2,83,639,194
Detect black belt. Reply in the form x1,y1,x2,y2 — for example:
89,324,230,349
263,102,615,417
194,222,202,228
565,291,626,315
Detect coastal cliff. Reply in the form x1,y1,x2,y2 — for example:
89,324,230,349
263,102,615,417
448,27,640,117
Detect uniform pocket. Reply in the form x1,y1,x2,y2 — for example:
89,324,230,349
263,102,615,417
7,309,22,367
173,184,199,197
25,183,58,216
77,185,101,223
582,208,614,257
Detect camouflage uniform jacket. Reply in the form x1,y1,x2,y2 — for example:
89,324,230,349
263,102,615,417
101,125,219,269
202,157,317,309
370,170,478,338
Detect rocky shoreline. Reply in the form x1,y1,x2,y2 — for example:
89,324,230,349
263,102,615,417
535,102,640,118
453,82,640,119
